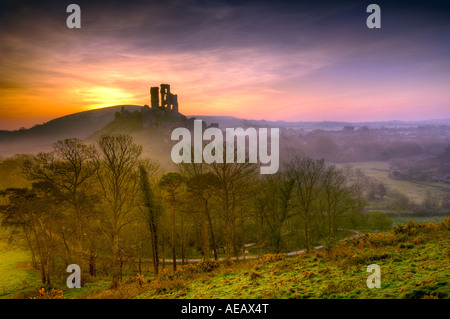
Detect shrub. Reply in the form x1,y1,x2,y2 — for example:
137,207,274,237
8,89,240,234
135,273,145,286
196,260,220,273
177,260,220,276
393,219,448,235
177,264,198,276
257,254,285,265
345,232,396,247
30,288,64,299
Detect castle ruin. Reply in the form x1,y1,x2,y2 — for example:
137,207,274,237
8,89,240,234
117,83,217,130
150,83,178,113
138,83,183,128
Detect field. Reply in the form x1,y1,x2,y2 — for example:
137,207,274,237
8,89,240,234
337,161,450,204
389,215,447,226
0,229,40,298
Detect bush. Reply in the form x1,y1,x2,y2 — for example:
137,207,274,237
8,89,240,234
393,218,448,235
345,232,396,247
196,260,220,273
177,260,220,276
257,254,285,265
135,273,145,286
30,288,64,299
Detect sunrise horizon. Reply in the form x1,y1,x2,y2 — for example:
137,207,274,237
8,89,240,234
1,0,449,131
2,101,450,132
1,0,450,305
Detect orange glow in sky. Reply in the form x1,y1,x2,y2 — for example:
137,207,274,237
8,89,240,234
1,1,449,130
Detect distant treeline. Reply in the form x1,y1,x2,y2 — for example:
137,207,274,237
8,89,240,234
280,126,450,164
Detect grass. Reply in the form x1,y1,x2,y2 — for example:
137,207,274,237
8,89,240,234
0,228,113,299
388,215,447,226
336,161,450,204
73,218,450,299
62,279,111,299
349,213,447,234
2,218,448,299
0,236,41,299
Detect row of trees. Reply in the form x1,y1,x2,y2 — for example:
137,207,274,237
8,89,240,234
0,134,365,288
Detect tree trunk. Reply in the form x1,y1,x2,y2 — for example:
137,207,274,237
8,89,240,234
171,201,177,272
205,206,218,260
75,196,84,275
89,232,96,276
150,232,158,275
154,231,159,274
23,227,37,269
201,208,209,261
111,233,120,289
161,234,166,269
304,217,311,253
272,226,282,253
30,213,46,284
138,257,142,275
181,219,186,266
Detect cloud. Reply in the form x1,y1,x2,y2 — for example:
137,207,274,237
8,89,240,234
0,0,449,129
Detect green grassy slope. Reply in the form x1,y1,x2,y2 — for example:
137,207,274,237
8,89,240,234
75,219,449,299
0,229,40,299
337,161,450,204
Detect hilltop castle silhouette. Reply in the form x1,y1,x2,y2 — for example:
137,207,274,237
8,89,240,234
150,83,178,113
115,84,218,130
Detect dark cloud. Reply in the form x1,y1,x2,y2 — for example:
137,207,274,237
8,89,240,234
1,0,449,127
1,0,449,61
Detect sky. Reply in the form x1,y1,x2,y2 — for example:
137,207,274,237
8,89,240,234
0,0,449,130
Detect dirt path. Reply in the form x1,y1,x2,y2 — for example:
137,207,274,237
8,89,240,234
160,231,365,264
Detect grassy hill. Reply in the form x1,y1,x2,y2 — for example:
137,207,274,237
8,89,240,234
1,219,448,299
0,105,142,157
0,228,40,298
66,218,448,299
337,161,450,205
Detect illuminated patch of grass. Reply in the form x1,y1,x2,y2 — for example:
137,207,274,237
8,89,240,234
336,161,450,205
127,219,449,299
16,218,449,299
0,241,41,299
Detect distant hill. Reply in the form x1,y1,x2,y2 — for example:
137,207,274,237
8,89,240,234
193,116,450,131
0,105,141,157
1,104,449,158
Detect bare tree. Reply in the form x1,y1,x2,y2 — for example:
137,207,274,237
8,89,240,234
253,174,295,253
209,160,258,260
95,134,142,288
159,172,184,272
321,165,360,238
286,156,326,252
22,138,97,276
139,164,162,275
0,184,63,284
184,172,220,260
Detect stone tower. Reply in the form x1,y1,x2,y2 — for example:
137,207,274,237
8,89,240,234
170,94,178,112
150,86,159,108
149,83,179,113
